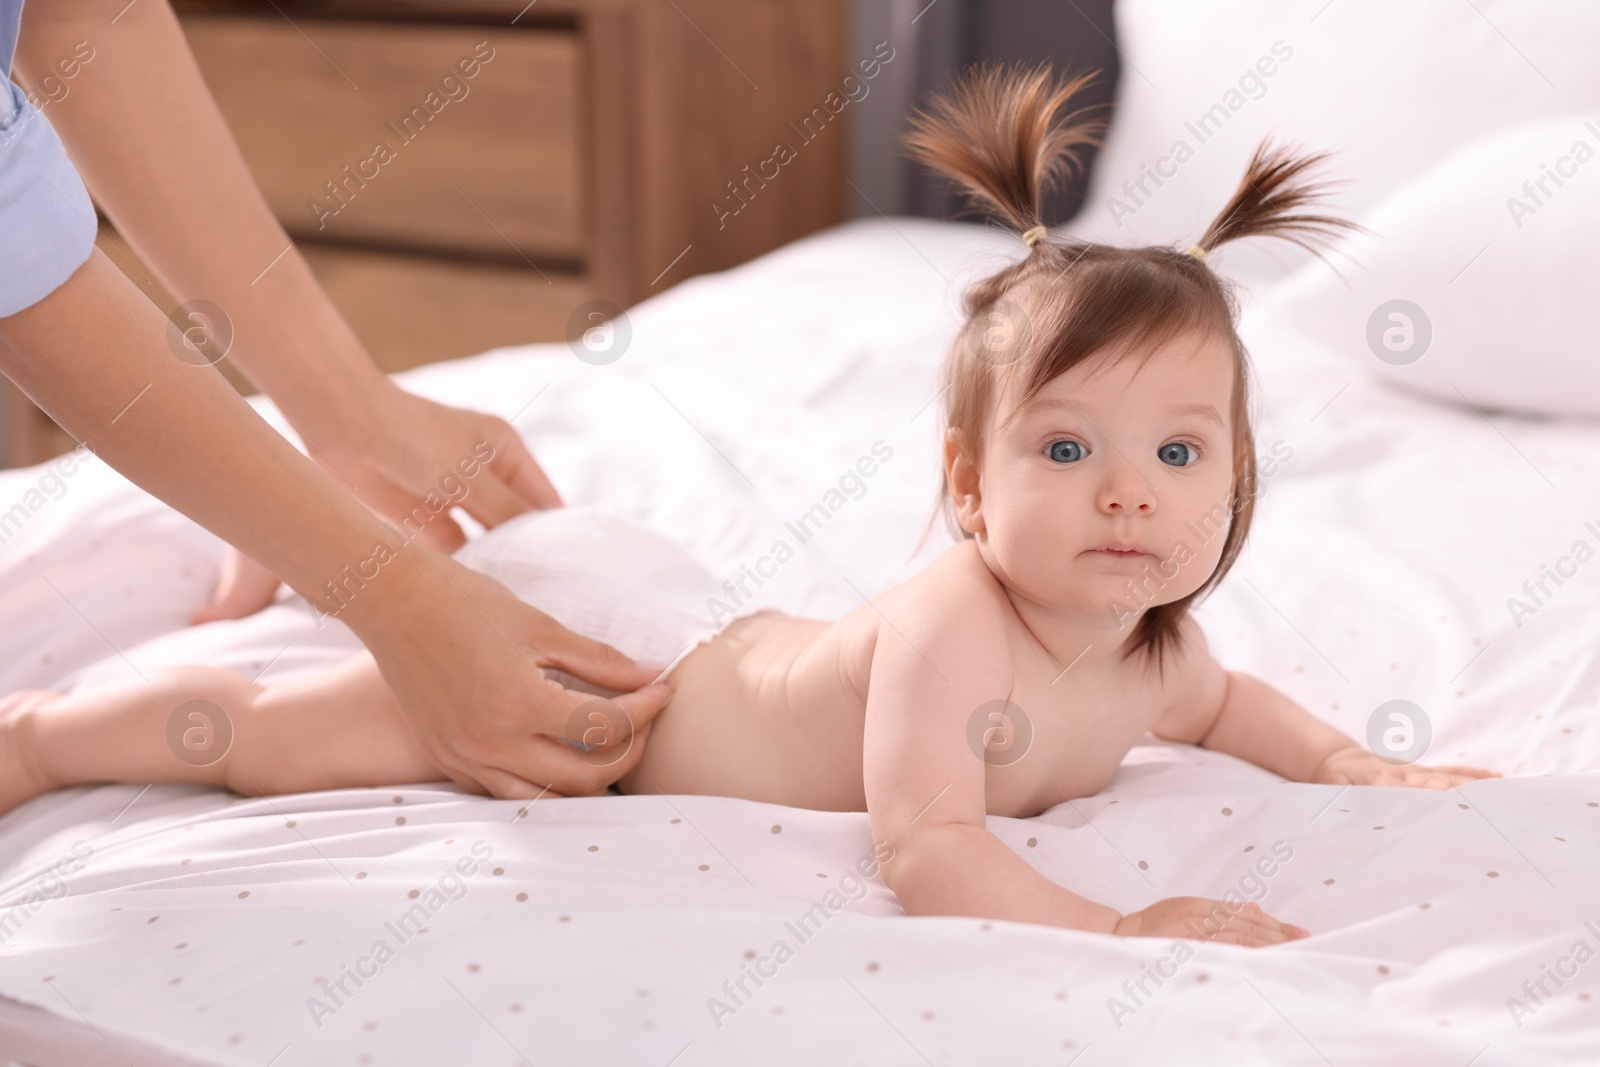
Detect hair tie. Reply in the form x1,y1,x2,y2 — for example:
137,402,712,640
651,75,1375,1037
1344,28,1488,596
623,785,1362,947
1185,244,1208,261
1021,225,1048,248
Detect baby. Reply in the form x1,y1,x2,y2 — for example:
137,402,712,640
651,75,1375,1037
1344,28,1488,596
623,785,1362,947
0,66,1496,947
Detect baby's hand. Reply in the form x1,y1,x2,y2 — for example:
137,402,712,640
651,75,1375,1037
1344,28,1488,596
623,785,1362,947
1312,745,1501,789
1114,898,1309,947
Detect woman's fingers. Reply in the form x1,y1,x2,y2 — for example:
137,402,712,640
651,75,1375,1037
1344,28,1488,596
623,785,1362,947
455,468,535,531
538,625,668,700
483,422,562,510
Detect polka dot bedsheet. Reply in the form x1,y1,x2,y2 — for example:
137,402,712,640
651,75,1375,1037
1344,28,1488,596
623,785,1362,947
1,219,1597,1065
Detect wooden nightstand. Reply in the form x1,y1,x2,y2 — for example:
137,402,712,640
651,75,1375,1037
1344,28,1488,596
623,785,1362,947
2,0,847,466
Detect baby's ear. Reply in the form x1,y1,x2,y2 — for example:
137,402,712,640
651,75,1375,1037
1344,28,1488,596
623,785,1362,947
943,428,985,535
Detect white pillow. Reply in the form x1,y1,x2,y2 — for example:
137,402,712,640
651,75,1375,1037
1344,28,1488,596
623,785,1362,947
1259,116,1600,420
1073,0,1600,289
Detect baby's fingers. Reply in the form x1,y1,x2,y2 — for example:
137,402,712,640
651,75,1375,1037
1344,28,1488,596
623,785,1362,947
1432,765,1500,779
1207,926,1290,948
1192,901,1305,948
1403,765,1497,789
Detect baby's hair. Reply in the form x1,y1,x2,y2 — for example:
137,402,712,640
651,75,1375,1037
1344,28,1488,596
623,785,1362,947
905,63,1364,673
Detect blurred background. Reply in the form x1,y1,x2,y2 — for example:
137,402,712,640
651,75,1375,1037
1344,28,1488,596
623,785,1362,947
0,0,1118,468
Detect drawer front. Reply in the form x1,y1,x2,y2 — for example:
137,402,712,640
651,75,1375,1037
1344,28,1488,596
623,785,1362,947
183,17,584,262
300,245,589,372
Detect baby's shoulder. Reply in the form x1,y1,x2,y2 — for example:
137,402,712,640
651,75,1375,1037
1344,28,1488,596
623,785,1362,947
874,541,1016,648
854,541,1017,704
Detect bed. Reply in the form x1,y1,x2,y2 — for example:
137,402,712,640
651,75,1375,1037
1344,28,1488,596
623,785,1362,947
5,2,1600,1064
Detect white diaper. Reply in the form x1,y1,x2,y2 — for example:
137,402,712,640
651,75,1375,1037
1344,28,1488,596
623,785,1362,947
452,506,744,690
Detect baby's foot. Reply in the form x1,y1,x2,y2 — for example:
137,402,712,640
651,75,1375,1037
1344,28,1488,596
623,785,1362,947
0,690,60,817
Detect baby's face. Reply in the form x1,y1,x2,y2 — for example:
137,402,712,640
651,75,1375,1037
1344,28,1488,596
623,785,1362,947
953,329,1239,621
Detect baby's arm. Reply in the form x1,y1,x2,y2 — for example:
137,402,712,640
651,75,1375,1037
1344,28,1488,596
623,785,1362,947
862,595,1121,932
1151,618,1500,787
861,592,1302,945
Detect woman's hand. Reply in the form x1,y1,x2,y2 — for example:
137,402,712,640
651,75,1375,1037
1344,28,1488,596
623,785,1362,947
1114,898,1309,947
355,550,673,799
307,382,561,549
195,383,559,622
1310,745,1501,789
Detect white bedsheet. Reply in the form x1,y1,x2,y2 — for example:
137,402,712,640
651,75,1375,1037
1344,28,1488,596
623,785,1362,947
2,218,1598,1065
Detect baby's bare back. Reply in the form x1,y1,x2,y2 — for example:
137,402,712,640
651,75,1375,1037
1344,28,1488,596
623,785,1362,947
617,542,1174,816
617,609,877,809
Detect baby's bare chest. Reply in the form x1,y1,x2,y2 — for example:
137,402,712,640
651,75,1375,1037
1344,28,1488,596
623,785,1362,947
975,665,1168,819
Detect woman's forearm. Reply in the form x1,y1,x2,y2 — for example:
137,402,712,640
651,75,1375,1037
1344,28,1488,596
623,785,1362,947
14,0,391,450
885,823,1122,934
0,252,417,631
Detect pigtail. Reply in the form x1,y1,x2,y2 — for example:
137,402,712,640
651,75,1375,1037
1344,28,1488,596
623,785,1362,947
903,64,1105,241
1192,138,1366,258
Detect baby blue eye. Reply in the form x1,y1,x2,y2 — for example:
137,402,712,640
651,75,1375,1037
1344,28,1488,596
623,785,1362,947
1047,440,1085,464
1158,442,1198,467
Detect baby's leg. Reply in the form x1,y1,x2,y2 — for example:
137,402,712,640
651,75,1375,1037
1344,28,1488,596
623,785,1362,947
0,653,444,815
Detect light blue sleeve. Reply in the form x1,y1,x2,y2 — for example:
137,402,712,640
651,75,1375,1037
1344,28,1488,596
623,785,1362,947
0,0,99,318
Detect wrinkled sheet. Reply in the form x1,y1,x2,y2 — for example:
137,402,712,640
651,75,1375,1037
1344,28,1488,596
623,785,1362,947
1,218,1598,1065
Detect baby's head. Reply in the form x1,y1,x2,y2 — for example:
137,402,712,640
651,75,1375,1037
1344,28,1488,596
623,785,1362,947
906,65,1360,671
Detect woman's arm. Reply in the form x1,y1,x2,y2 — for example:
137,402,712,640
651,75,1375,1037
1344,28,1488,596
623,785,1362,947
0,253,669,799
13,0,558,557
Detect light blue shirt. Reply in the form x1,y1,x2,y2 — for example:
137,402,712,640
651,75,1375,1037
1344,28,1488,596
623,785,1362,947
0,0,97,317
